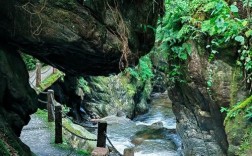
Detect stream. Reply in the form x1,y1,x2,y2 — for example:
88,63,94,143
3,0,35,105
106,92,182,156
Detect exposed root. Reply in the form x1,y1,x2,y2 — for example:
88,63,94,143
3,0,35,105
17,0,47,37
106,1,131,71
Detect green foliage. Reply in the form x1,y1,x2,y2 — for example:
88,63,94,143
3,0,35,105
78,77,91,94
156,0,252,87
222,95,252,122
21,53,38,71
125,55,154,81
155,0,194,84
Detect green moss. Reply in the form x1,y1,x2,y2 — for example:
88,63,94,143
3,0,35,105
0,139,11,156
78,77,91,94
238,128,252,156
35,109,48,120
120,76,136,96
225,95,252,123
225,95,252,155
35,109,55,128
37,71,64,93
230,67,240,106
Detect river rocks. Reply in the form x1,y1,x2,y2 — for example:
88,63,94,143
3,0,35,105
91,115,132,125
0,0,163,76
0,47,37,155
150,121,164,129
131,137,145,145
167,41,249,156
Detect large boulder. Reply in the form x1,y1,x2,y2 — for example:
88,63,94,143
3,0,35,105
84,75,152,119
0,47,37,155
0,0,163,76
168,41,249,156
48,73,152,121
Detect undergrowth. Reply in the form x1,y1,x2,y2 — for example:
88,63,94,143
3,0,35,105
157,0,252,89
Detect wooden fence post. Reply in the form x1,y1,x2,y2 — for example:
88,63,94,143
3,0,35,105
55,103,62,144
35,63,41,87
97,122,107,147
53,68,57,74
124,148,134,156
47,89,54,122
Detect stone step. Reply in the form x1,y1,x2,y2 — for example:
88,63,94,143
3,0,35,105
91,147,109,156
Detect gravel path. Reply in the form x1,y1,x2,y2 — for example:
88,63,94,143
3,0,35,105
20,115,80,156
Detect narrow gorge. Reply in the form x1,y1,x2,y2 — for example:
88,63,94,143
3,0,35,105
0,0,252,156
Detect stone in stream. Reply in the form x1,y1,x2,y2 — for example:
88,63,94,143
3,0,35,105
90,111,133,124
150,121,164,129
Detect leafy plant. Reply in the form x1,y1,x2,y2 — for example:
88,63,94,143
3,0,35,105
125,55,154,81
21,53,38,71
78,77,91,94
156,0,252,89
222,95,252,122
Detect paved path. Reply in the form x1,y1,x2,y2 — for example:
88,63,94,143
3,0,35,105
22,69,81,156
20,115,80,156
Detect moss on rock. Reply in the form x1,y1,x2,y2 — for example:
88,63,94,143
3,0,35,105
62,118,96,152
224,95,252,155
37,71,64,93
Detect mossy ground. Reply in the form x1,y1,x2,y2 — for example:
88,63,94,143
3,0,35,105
37,71,64,93
224,95,252,155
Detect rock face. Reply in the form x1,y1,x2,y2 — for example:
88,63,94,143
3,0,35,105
0,0,162,155
84,75,152,119
49,74,152,121
0,0,163,76
168,42,249,156
62,118,96,152
0,47,37,155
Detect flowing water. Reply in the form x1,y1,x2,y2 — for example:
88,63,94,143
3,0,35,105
106,92,182,156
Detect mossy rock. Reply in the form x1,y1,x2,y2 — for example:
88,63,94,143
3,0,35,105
225,95,252,155
62,118,96,152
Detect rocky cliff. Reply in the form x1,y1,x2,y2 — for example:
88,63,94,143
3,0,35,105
0,47,37,156
168,41,250,156
0,0,163,75
0,0,162,154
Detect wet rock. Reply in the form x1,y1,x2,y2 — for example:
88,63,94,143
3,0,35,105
0,47,37,155
62,118,96,152
150,121,164,129
83,75,152,118
168,41,249,156
0,0,163,76
131,137,144,145
91,115,132,125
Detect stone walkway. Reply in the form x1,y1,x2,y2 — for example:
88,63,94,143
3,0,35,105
20,115,80,156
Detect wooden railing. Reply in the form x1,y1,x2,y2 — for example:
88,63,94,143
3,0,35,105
37,84,134,156
29,63,58,89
